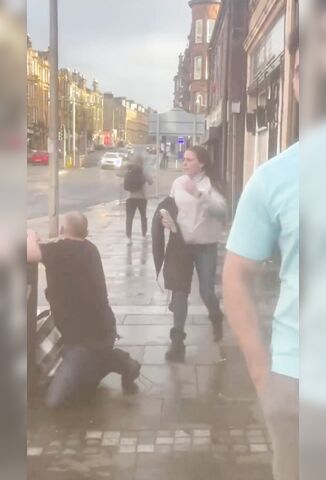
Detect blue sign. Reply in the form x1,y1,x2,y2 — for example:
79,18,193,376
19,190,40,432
177,137,185,144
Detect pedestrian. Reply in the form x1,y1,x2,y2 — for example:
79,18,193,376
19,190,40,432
154,146,226,362
27,212,141,409
120,155,153,246
160,151,169,169
223,28,299,480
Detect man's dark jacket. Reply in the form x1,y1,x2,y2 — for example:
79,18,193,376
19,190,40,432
151,197,194,294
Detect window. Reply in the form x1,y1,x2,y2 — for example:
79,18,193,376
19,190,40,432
207,19,215,43
206,56,209,80
194,56,202,80
250,15,285,81
195,19,203,43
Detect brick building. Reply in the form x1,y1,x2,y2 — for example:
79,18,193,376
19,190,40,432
103,95,150,145
174,0,221,113
58,69,103,157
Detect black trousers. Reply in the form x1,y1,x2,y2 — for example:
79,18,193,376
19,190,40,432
126,198,148,238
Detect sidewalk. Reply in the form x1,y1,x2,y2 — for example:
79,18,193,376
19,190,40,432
28,170,276,480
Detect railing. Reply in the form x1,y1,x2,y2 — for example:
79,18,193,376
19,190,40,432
27,264,62,394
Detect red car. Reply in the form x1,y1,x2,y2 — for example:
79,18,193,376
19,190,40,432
30,151,49,165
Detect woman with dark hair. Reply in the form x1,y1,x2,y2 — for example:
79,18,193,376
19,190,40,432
163,146,226,362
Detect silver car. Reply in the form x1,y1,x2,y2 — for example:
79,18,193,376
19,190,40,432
101,152,123,169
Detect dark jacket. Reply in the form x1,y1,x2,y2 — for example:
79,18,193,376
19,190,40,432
151,197,194,294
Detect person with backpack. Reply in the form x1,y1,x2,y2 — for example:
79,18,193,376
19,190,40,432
120,155,153,246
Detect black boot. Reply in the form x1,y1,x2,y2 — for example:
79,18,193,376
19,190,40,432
121,358,141,395
209,314,224,343
109,349,141,394
165,328,186,363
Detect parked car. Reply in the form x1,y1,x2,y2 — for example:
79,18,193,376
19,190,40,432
27,149,36,163
118,147,130,161
146,145,157,155
30,151,49,165
100,152,123,169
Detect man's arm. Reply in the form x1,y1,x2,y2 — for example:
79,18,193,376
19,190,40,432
27,230,42,263
223,252,270,392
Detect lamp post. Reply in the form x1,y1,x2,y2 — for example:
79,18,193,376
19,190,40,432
71,84,76,167
155,112,160,197
48,0,59,237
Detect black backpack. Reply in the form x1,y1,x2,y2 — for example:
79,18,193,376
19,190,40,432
124,165,145,192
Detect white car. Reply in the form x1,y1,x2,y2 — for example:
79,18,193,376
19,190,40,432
101,152,123,169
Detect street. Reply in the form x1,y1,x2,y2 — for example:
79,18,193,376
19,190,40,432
28,198,276,480
27,146,159,219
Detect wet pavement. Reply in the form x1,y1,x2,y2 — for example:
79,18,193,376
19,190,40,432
28,174,278,479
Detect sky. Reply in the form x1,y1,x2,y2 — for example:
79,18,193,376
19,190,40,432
27,0,192,112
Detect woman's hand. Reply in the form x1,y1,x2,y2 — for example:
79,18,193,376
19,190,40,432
161,217,171,230
183,177,200,198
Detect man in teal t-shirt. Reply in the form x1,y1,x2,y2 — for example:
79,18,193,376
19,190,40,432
223,30,299,480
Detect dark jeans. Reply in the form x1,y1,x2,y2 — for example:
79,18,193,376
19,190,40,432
46,341,134,409
171,243,222,331
126,198,148,238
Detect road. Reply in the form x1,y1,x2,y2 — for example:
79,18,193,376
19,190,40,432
27,146,158,219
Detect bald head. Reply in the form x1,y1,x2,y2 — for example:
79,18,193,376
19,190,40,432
61,212,88,239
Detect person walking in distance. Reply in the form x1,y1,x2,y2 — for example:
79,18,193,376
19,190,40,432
122,155,153,246
223,29,299,480
162,146,226,362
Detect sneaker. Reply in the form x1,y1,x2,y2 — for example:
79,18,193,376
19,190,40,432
121,359,141,395
126,237,132,246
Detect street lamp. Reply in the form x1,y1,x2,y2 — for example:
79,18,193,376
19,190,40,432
48,0,59,237
70,83,76,167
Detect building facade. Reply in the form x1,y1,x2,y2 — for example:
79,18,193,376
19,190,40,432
173,0,221,113
206,0,248,215
104,94,150,145
243,0,299,182
58,69,103,156
27,36,50,150
173,48,192,111
188,0,221,113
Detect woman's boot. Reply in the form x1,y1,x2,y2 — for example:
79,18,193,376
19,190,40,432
165,328,186,363
209,314,224,343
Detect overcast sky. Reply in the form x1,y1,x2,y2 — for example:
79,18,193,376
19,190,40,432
27,0,191,112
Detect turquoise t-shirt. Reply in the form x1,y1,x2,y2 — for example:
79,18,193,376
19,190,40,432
226,142,299,379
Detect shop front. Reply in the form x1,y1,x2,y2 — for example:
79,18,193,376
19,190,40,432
244,13,286,182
